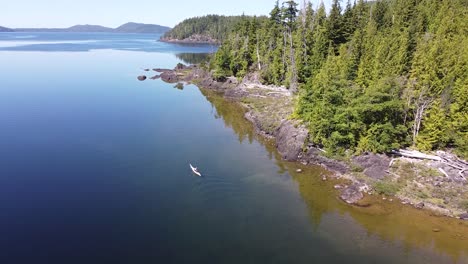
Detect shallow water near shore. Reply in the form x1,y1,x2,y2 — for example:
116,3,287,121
0,33,467,264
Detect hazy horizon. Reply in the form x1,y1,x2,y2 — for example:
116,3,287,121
3,22,171,29
2,0,332,29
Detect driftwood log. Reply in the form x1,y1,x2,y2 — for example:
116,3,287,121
392,149,467,181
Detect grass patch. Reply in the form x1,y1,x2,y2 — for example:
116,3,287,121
351,164,364,173
416,190,430,199
374,180,402,196
459,200,468,211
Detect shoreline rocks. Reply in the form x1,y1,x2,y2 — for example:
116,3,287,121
160,34,220,45
160,71,178,83
153,63,468,217
459,213,468,220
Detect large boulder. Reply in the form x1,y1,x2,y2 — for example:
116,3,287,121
160,71,179,83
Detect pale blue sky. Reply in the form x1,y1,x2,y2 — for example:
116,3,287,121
2,0,332,28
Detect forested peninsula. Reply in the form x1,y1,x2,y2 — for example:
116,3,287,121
151,0,467,217
160,15,256,43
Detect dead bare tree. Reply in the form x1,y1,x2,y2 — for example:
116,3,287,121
256,35,262,71
412,90,433,145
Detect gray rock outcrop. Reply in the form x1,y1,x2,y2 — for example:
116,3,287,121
275,120,308,161
353,154,391,179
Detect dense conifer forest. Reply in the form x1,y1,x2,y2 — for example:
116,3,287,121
210,0,468,157
162,15,255,42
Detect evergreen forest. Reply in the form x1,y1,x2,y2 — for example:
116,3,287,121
162,15,254,42
210,0,468,157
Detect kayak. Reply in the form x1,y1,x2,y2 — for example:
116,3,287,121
190,163,201,177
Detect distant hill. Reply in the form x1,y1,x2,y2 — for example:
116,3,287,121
13,24,113,33
115,22,171,34
67,24,113,32
12,23,171,33
0,26,14,32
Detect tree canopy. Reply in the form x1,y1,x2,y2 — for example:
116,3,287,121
210,0,468,157
162,15,260,42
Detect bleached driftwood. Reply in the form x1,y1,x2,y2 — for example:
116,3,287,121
438,168,449,178
457,158,468,166
392,149,442,161
392,149,467,181
459,169,466,179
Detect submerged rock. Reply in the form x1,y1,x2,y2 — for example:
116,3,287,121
174,83,184,90
340,184,364,204
153,68,171,73
137,75,147,81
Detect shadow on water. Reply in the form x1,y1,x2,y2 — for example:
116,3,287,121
175,53,212,65
200,88,468,263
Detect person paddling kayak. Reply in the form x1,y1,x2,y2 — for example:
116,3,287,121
190,163,201,176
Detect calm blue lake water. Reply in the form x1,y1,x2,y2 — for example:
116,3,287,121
0,33,466,264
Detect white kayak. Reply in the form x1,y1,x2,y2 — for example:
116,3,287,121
190,163,201,177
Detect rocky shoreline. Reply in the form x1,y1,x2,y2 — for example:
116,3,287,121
138,64,468,220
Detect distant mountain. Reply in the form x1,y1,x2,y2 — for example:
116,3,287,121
114,22,171,34
12,23,171,33
0,26,14,32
